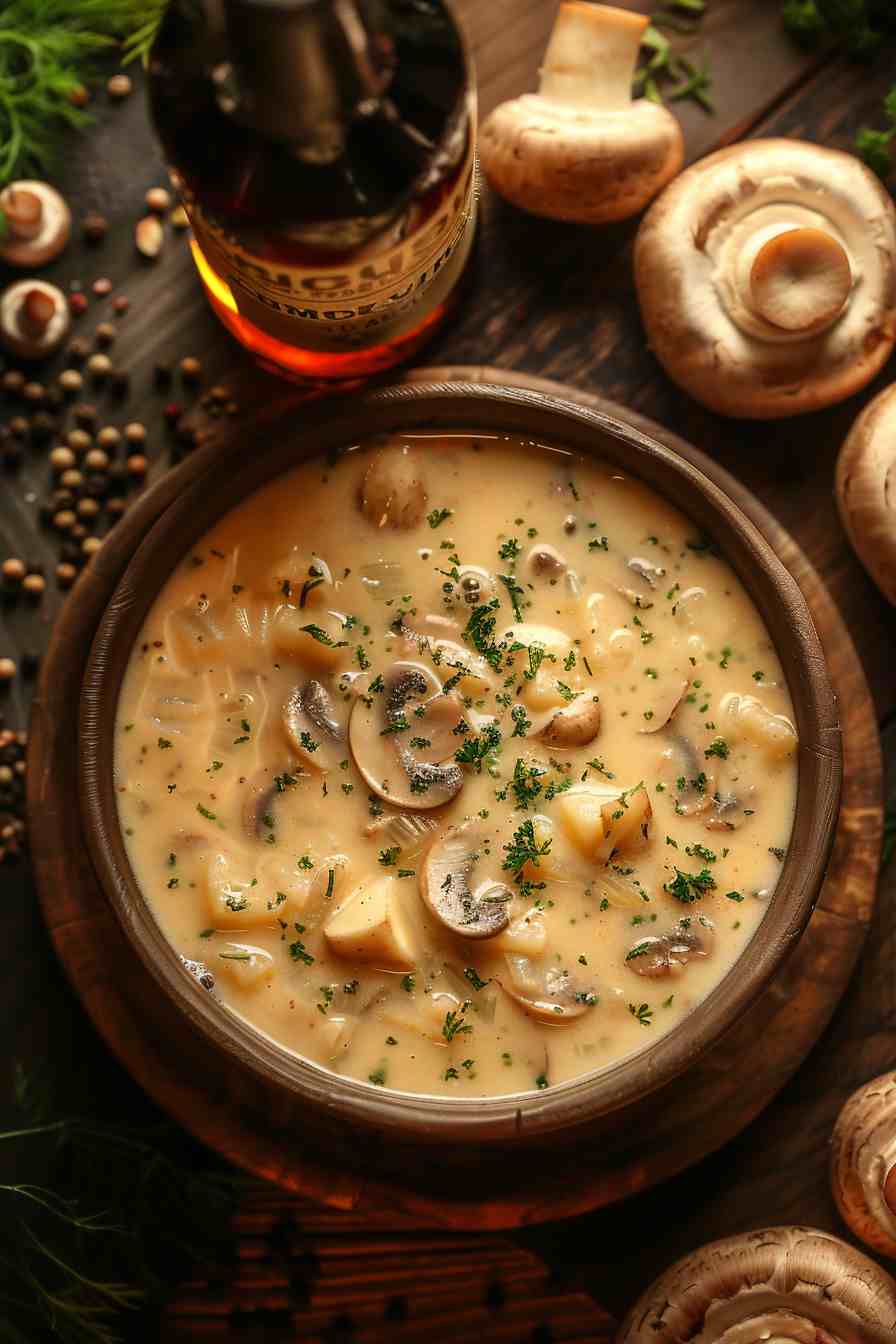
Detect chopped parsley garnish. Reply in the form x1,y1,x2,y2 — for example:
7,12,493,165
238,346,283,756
464,967,491,991
157,737,172,750
463,599,504,670
625,941,654,961
499,537,521,562
510,705,531,738
454,722,501,772
705,737,730,759
555,680,576,703
378,847,399,867
427,507,452,529
442,1007,473,1041
685,843,716,863
401,974,416,993
535,1072,549,1089
301,623,347,648
196,803,217,822
629,1002,653,1026
288,936,315,965
664,866,717,903
503,818,552,881
725,890,745,902
498,573,525,621
368,1066,387,1086
510,757,544,809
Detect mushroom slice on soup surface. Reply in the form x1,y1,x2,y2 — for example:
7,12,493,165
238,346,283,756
283,678,346,771
349,660,465,809
500,956,598,1022
421,822,512,939
359,444,427,530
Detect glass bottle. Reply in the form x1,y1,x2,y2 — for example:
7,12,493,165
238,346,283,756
148,0,477,385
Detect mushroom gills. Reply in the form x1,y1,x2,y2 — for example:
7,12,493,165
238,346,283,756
421,824,512,939
349,661,465,810
501,956,598,1022
283,678,345,771
626,916,715,978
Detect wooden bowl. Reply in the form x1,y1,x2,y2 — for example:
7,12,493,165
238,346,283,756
78,382,841,1195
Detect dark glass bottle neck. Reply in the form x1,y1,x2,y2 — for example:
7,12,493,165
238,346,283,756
217,0,390,157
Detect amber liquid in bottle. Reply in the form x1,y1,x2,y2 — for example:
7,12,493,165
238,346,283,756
148,0,477,385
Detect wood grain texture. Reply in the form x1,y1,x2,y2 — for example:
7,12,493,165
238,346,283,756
5,1,896,1337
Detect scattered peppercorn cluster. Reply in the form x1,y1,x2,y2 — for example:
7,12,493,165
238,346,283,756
0,196,242,861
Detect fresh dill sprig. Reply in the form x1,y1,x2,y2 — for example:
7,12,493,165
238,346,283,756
0,1,168,187
3,1060,239,1343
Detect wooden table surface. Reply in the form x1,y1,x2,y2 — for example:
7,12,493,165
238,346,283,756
5,2,896,1338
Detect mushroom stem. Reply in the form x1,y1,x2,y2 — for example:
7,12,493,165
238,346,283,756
21,286,55,335
537,3,647,111
2,186,43,239
748,226,852,334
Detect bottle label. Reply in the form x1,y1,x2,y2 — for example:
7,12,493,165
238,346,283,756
188,124,477,354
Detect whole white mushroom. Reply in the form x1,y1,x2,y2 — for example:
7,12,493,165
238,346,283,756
479,3,683,225
634,139,896,418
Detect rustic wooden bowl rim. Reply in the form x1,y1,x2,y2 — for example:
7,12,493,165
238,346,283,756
78,381,841,1145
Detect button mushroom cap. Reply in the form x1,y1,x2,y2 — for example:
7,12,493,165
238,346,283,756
420,822,511,939
0,280,71,360
359,444,427,529
618,1226,896,1344
500,956,596,1022
283,679,345,771
534,694,601,748
836,382,896,606
634,139,896,419
348,660,465,809
831,1073,896,1259
480,3,683,225
0,181,71,267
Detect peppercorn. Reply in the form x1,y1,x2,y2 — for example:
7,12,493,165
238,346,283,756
56,562,77,588
0,658,17,682
84,448,110,472
82,536,103,558
77,497,100,520
124,421,146,445
107,73,132,99
8,417,29,439
145,186,172,213
97,426,121,451
70,523,88,542
106,497,127,520
2,558,25,585
30,411,57,442
50,446,76,473
92,278,113,297
67,429,92,453
95,323,116,347
170,205,189,230
153,363,172,388
22,382,44,404
59,368,83,394
66,339,90,366
82,212,108,243
84,472,109,499
50,489,75,510
106,461,129,494
2,370,24,396
127,453,148,479
180,356,202,382
112,295,130,315
72,403,98,428
53,509,76,532
22,573,44,600
87,353,112,380
69,292,88,317
60,469,83,490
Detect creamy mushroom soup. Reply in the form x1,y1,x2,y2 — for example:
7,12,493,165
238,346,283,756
115,434,798,1097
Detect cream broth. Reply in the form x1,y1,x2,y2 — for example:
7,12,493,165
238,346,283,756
115,435,798,1098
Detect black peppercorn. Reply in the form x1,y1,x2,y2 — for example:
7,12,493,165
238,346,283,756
73,403,98,428
30,411,57,443
66,339,91,366
9,417,29,440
